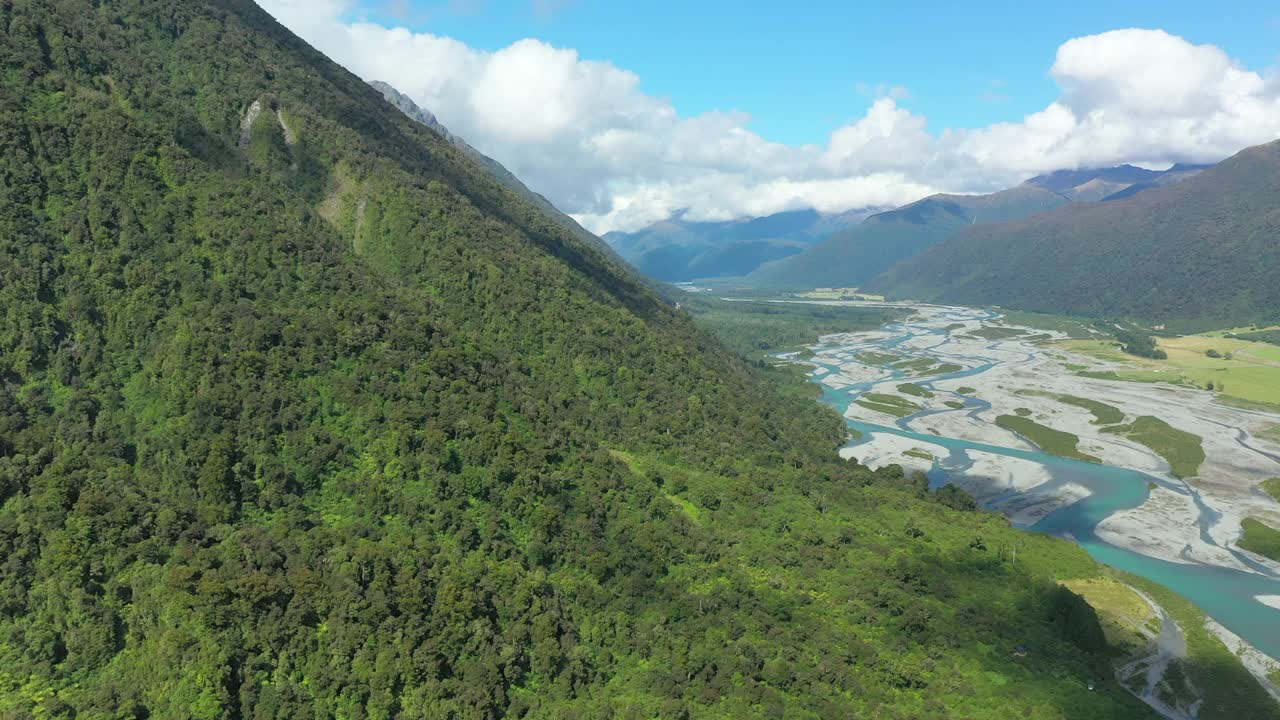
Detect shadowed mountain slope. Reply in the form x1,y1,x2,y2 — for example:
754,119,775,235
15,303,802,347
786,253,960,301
746,160,1213,290
749,185,1069,288
870,141,1280,330
604,207,880,281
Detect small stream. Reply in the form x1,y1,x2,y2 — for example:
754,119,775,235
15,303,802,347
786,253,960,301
803,309,1280,661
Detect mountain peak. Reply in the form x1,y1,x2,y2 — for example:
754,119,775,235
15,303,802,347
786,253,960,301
1023,164,1162,194
368,79,452,140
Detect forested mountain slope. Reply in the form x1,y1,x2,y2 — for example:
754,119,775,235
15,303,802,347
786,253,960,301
870,140,1280,330
0,1,1242,717
369,80,622,263
749,185,1068,288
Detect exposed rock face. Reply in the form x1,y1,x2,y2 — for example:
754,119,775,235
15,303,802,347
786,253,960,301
369,81,454,141
275,108,296,146
239,99,263,147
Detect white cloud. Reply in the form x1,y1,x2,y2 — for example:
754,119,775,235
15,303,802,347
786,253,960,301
820,98,933,174
254,4,1280,232
949,29,1280,177
1053,29,1246,117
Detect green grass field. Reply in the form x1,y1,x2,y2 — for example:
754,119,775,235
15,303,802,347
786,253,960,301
889,357,963,377
944,400,965,409
1239,518,1280,562
1060,396,1126,425
1064,336,1280,406
1103,416,1205,479
893,357,937,372
1262,478,1280,503
1061,577,1155,654
856,392,921,418
957,386,977,395
967,325,1028,340
999,310,1105,339
1202,324,1280,337
1217,397,1280,415
897,382,934,398
856,351,900,366
995,415,1099,462
791,287,884,301
1017,390,1125,425
1077,369,1180,384
1203,324,1280,347
1162,334,1280,401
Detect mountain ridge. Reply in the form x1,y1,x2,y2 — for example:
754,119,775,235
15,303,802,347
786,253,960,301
744,160,1213,289
369,79,624,264
747,184,1070,288
869,140,1280,329
603,206,882,281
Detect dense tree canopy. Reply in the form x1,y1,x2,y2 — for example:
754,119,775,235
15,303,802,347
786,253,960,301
0,1,1218,718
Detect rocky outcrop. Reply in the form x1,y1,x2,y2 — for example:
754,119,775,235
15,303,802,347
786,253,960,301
238,99,263,147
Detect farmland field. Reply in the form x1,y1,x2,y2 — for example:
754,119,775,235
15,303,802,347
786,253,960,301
1060,336,1280,406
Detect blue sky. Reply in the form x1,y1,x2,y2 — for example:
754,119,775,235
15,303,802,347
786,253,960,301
263,0,1280,231
347,0,1280,146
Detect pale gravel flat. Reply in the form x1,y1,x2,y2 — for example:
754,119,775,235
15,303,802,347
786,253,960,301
839,432,947,476
964,449,1052,494
905,411,1034,451
994,482,1090,527
958,450,1090,525
829,361,893,385
803,299,1280,578
1095,486,1255,572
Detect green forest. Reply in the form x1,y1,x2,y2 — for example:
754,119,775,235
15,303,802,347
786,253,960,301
0,2,1273,718
869,140,1280,331
677,295,901,361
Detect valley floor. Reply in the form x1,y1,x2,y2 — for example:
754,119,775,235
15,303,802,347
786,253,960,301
789,300,1280,701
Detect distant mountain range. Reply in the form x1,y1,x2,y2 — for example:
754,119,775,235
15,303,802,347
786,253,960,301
869,140,1280,330
746,162,1210,289
1025,163,1212,201
370,77,1265,330
747,185,1069,288
602,207,882,281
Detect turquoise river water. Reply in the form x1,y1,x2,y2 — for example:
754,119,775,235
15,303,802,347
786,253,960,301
805,309,1280,661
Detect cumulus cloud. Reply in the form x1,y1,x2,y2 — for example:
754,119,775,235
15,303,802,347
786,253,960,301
253,4,1280,232
950,29,1280,178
